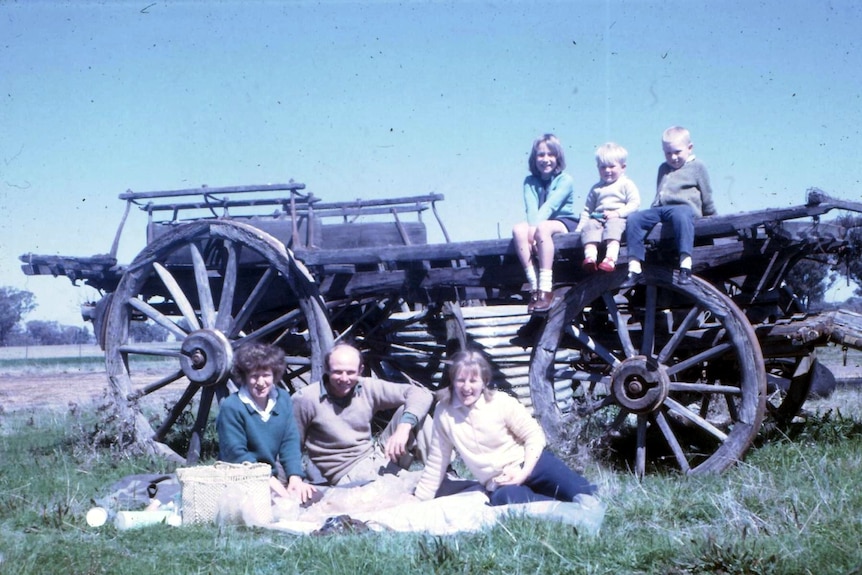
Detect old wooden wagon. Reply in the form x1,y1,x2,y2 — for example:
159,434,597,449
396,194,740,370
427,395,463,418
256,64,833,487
20,183,862,476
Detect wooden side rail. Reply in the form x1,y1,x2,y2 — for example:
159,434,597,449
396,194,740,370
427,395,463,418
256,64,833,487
118,182,308,201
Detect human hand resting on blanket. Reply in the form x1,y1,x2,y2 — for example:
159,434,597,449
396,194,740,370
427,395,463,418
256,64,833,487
384,422,413,462
493,463,530,487
270,475,318,504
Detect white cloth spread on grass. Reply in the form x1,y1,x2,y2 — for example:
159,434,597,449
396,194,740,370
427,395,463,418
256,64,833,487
272,490,606,536
268,472,605,536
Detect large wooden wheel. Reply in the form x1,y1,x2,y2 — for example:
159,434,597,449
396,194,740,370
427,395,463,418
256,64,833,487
530,267,766,476
104,220,333,463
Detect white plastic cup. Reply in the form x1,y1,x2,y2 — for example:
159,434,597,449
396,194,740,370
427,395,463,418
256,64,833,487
114,510,176,530
86,507,108,527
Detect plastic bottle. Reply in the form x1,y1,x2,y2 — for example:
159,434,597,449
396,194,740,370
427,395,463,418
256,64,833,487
114,510,176,530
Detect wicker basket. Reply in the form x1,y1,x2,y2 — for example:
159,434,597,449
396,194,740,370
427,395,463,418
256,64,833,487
176,461,272,525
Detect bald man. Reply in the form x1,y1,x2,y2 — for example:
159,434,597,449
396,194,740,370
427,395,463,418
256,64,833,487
292,343,434,486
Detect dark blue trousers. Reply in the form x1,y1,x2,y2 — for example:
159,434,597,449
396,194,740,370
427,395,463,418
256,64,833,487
625,204,695,262
488,450,596,506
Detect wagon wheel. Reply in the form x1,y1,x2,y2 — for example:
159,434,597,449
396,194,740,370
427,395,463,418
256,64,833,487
530,266,766,476
104,220,333,463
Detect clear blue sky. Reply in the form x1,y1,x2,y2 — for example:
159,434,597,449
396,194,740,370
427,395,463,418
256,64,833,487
2,0,861,327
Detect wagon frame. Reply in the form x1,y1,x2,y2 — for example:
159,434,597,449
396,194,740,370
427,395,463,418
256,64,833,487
20,182,862,475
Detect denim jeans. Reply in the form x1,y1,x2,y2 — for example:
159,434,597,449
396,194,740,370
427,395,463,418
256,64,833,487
625,204,695,262
488,450,596,506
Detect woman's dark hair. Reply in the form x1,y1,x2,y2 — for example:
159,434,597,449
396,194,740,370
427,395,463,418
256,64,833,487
232,343,286,385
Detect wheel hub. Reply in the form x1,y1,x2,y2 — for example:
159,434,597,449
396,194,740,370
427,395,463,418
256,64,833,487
610,355,669,413
180,329,234,387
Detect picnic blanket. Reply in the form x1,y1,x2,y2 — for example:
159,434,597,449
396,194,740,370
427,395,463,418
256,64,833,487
96,471,605,536
273,490,605,536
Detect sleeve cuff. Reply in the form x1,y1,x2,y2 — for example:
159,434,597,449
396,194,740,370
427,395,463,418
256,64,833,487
399,412,419,428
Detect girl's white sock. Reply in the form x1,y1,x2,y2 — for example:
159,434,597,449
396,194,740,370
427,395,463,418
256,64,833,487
524,266,538,291
539,269,553,293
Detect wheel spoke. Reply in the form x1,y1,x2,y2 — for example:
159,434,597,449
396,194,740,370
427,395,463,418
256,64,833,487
188,386,216,465
153,261,201,331
215,240,238,332
724,392,740,421
333,298,402,343
657,304,703,364
665,342,733,377
127,297,189,340
153,381,201,442
668,382,742,395
609,407,629,432
558,369,608,383
190,243,216,329
228,268,275,338
602,292,636,359
664,396,728,442
118,342,184,358
576,394,615,416
640,285,657,356
565,323,621,368
235,308,304,346
128,369,185,400
654,410,691,473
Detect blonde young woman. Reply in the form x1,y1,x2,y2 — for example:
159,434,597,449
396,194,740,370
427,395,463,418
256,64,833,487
414,350,595,505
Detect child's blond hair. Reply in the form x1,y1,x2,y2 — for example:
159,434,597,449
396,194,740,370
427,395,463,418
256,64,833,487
595,142,628,167
662,126,691,145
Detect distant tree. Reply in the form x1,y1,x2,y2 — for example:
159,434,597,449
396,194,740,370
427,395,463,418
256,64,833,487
837,214,862,296
785,258,830,310
843,297,862,313
129,321,170,343
23,320,93,345
66,325,93,344
0,286,36,346
25,320,66,345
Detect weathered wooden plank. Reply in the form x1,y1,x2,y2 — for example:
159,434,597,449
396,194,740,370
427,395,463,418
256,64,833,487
471,343,533,358
460,305,531,319
463,316,531,329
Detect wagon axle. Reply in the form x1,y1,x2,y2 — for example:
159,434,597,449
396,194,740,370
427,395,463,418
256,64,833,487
611,356,669,414
179,330,234,387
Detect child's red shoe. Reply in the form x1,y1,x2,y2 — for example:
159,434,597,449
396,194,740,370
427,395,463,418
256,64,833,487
598,257,616,272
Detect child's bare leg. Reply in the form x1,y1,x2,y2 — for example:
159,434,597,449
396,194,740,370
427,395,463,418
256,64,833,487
533,221,568,312
583,242,598,261
513,222,538,290
534,220,568,272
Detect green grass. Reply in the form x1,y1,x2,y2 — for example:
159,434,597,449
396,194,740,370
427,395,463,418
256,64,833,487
3,390,862,575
